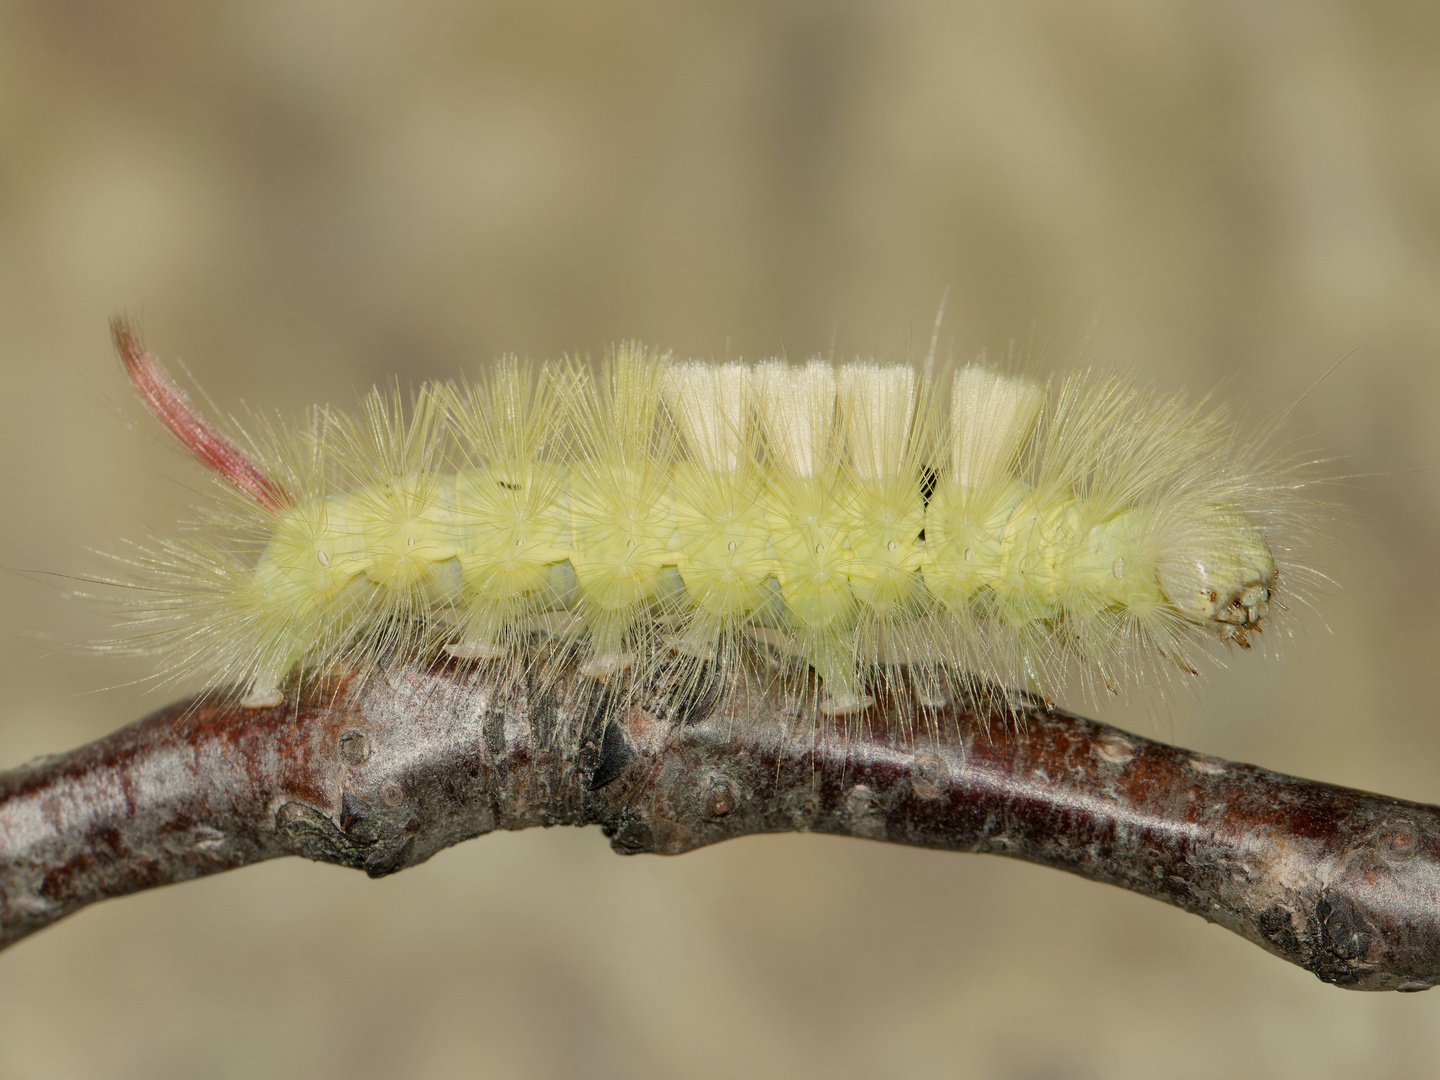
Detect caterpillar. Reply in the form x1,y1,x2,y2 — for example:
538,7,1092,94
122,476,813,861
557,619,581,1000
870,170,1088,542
106,319,1310,718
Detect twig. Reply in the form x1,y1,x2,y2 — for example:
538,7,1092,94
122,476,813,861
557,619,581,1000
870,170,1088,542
2,660,1438,992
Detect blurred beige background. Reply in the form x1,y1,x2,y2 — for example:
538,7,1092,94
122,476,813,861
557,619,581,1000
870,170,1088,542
3,1,1440,1076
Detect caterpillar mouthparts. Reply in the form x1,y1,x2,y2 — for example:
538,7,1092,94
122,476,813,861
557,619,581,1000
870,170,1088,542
108,319,1305,717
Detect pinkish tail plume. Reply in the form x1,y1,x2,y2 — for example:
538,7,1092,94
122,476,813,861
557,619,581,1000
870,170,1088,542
112,317,294,512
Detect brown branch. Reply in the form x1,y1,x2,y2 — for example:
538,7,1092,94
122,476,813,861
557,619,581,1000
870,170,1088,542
2,660,1438,992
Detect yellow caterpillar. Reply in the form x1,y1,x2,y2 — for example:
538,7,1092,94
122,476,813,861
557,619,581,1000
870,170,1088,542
109,320,1305,716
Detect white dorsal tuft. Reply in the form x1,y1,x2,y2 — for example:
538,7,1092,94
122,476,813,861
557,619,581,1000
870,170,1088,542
838,362,916,479
950,367,1046,486
661,362,750,472
754,360,837,479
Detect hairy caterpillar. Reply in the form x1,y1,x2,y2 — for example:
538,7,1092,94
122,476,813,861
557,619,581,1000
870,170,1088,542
107,319,1309,717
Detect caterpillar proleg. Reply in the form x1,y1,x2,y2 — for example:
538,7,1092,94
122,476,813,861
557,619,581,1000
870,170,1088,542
107,320,1311,718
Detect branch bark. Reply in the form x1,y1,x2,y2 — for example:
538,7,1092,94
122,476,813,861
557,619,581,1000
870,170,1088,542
3,660,1438,991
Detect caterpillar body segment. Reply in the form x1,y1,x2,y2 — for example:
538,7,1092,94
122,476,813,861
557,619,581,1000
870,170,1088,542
662,362,773,664
110,325,1296,717
444,358,571,662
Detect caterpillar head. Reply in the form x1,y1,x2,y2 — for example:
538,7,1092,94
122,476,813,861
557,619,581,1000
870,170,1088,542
1156,507,1276,648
